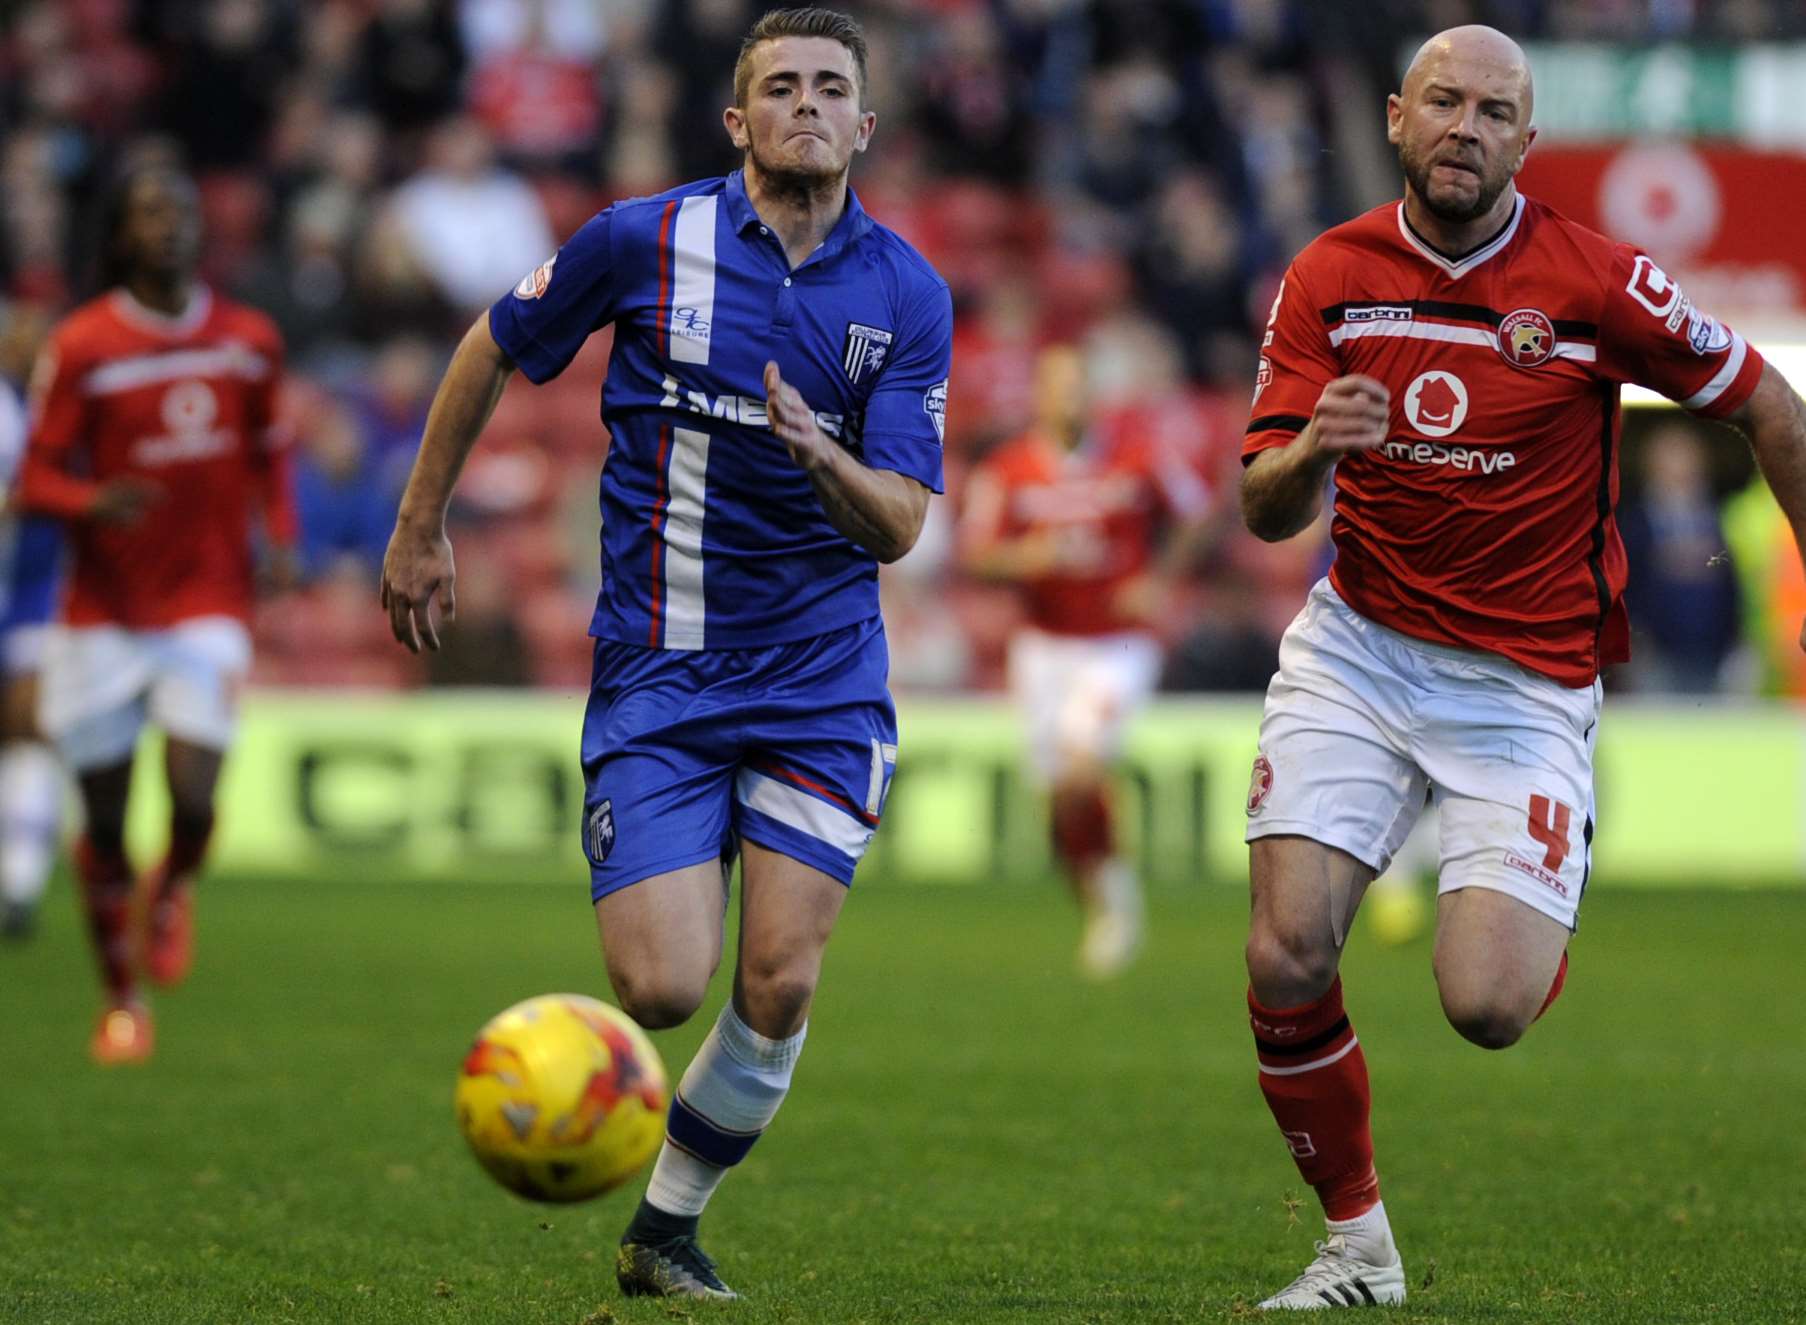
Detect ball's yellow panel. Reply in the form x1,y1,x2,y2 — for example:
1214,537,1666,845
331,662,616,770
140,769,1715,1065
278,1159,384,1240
455,994,667,1203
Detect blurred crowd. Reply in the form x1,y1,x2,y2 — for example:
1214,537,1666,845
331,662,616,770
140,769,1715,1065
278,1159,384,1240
3,0,1805,696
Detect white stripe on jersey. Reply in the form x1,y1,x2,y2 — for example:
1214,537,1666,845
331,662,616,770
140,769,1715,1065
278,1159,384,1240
84,345,270,397
735,768,875,856
1327,319,1599,363
1683,331,1749,410
661,426,710,650
669,196,719,366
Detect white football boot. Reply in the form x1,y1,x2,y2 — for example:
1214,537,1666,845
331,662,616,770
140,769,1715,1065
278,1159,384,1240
1257,1232,1406,1310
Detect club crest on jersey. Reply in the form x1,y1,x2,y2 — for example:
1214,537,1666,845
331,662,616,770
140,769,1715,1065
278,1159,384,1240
842,322,894,384
1404,370,1469,438
515,254,557,300
1498,308,1556,369
585,799,615,866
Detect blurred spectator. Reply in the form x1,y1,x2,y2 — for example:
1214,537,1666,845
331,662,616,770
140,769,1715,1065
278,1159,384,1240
355,0,467,136
1619,424,1742,694
464,0,606,172
379,116,554,315
151,0,296,171
293,400,397,583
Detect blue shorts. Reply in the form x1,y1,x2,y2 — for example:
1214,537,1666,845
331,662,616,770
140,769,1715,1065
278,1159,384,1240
0,517,63,674
579,616,898,900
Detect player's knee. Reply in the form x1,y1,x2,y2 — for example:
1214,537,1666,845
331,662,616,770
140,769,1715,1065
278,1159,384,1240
1244,923,1338,1005
736,960,817,1037
1440,990,1532,1051
608,964,708,1031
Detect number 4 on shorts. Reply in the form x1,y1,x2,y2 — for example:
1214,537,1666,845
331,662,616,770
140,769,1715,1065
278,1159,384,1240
1527,794,1572,872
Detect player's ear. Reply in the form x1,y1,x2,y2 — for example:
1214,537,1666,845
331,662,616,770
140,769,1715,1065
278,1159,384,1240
1385,92,1404,145
724,105,749,152
1512,124,1538,175
854,110,876,154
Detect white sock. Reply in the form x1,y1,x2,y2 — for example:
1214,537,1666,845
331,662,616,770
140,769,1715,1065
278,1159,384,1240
0,742,63,909
1327,1199,1398,1266
644,1000,806,1217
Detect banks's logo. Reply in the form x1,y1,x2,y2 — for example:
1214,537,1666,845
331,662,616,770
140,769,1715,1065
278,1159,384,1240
1403,370,1469,437
514,254,556,300
1499,308,1557,368
1246,754,1275,815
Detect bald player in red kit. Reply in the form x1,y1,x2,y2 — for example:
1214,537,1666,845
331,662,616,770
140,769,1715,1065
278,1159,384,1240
19,167,295,1064
1234,27,1806,1309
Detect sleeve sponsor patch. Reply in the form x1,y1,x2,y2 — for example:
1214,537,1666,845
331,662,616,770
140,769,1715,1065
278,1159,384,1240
514,253,557,300
923,379,947,443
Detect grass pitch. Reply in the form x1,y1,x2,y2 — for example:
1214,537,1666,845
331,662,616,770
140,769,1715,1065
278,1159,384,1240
2,873,1802,1324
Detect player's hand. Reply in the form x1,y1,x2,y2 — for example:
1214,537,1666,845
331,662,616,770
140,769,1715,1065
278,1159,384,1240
260,544,303,596
88,476,162,526
764,361,836,475
1110,572,1173,626
380,520,457,653
1309,376,1391,456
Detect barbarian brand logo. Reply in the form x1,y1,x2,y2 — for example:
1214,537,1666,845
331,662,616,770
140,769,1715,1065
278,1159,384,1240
1498,308,1557,368
1403,370,1469,438
842,322,894,384
585,799,615,866
1246,754,1274,815
1686,305,1732,356
514,253,556,300
923,379,948,443
1345,304,1413,324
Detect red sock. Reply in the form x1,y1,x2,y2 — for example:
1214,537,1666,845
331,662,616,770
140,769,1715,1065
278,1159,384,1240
156,811,215,899
75,838,136,1000
1050,783,1113,876
1250,977,1380,1220
1534,950,1569,1021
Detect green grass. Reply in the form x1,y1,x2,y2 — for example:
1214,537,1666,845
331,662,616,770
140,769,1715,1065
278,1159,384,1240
2,875,1802,1324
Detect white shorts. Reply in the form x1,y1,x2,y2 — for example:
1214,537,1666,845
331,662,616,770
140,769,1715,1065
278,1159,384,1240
38,617,251,771
1,624,50,675
1245,580,1600,930
1007,627,1164,781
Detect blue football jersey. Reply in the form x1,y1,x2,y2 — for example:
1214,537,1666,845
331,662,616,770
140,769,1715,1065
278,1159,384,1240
489,170,952,650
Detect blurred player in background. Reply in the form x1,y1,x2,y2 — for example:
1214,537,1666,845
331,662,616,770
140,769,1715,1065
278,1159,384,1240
961,343,1213,978
381,8,950,1300
0,299,65,940
1236,26,1806,1308
18,167,296,1063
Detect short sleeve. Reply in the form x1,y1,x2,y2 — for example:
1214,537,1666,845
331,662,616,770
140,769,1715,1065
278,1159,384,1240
857,278,952,494
488,208,621,385
1244,263,1339,461
1595,245,1765,419
15,327,100,518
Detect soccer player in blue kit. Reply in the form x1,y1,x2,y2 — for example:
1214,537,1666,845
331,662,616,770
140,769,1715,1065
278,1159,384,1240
380,8,951,1301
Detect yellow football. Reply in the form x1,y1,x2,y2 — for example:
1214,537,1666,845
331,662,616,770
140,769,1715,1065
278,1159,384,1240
454,994,668,1203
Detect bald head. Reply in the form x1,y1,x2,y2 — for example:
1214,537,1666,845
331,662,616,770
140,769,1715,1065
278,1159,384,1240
1388,25,1537,229
1403,25,1534,122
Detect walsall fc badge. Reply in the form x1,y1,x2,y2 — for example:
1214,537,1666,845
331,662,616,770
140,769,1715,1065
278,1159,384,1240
1498,307,1557,369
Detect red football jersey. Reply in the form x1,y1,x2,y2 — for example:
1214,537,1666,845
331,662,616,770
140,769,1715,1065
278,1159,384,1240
18,287,294,629
1245,194,1765,686
967,424,1209,636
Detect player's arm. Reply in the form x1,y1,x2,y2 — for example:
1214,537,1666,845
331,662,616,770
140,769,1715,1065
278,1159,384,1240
958,469,1057,581
15,336,158,525
1723,362,1806,653
381,314,516,651
1240,376,1389,542
764,361,929,563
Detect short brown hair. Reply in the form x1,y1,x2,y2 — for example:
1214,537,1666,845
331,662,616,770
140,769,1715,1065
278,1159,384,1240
733,8,868,107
